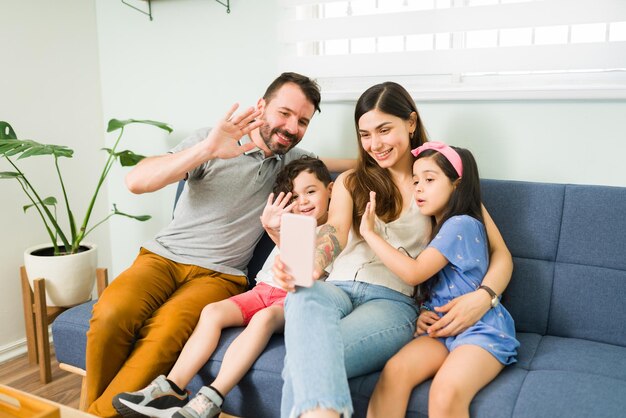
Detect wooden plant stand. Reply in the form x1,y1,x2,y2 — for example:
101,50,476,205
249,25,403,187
20,267,108,384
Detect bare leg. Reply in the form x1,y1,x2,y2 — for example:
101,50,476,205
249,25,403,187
167,299,244,389
211,305,284,395
428,345,504,418
367,337,448,418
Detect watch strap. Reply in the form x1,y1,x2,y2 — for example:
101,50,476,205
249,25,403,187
478,285,498,308
478,284,497,299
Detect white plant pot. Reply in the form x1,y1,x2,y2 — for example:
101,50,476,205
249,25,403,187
23,242,98,307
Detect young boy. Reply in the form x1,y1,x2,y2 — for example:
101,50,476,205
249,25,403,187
113,156,333,418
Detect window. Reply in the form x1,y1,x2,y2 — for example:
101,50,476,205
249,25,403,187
278,0,626,100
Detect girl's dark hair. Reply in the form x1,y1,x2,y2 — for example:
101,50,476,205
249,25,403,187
273,156,332,195
263,72,322,114
418,146,483,238
346,82,429,236
414,146,485,304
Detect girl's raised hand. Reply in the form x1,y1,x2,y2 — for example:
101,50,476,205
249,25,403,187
272,254,296,293
260,192,296,232
202,103,264,160
359,191,378,238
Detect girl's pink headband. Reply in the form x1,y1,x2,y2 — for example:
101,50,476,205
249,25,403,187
411,141,463,177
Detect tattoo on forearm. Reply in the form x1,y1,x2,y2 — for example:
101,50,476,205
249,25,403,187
316,224,343,268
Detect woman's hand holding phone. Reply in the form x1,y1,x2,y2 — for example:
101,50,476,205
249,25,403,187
273,254,296,293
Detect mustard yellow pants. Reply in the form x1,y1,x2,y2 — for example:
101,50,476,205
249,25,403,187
85,248,247,417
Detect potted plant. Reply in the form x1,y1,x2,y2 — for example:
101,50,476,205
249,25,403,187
0,119,172,306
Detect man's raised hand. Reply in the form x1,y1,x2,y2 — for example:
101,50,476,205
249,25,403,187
202,103,264,160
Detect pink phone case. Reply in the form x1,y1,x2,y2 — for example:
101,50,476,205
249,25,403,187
280,213,316,287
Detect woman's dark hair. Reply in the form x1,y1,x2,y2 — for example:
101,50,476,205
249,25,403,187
263,72,321,114
414,146,485,303
273,156,332,195
346,82,429,236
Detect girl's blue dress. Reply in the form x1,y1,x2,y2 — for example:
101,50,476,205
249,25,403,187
424,215,519,365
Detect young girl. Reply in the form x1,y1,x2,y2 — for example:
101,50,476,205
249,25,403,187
113,156,333,418
363,142,519,418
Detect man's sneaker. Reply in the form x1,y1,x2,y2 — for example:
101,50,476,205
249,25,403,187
112,375,188,418
172,386,222,418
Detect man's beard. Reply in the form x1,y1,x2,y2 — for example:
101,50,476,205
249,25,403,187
259,125,299,155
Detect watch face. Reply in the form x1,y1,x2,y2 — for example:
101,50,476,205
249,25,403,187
491,297,500,308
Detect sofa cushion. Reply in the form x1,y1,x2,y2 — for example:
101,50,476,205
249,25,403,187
530,335,626,381
512,370,626,418
51,299,96,370
549,263,626,346
504,258,553,335
480,179,564,262
547,184,626,346
192,328,285,418
558,184,626,271
349,363,529,418
514,332,541,370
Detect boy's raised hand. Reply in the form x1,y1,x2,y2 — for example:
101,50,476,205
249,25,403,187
260,192,296,232
359,191,378,238
202,103,264,160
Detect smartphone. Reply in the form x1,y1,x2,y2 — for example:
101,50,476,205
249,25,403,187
280,213,317,287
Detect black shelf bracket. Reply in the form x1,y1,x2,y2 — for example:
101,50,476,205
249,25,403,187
122,0,153,21
215,0,231,13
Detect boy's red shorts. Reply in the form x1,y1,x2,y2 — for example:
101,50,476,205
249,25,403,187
229,282,287,325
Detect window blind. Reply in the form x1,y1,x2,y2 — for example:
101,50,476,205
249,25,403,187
278,0,626,100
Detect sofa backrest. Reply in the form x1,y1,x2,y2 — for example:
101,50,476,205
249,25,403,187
481,179,626,347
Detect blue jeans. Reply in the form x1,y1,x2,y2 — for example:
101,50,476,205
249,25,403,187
281,280,418,418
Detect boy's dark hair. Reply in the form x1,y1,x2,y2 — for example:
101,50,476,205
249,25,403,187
263,72,322,114
273,156,332,195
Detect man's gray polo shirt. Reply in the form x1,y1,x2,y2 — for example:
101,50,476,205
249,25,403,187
142,127,314,276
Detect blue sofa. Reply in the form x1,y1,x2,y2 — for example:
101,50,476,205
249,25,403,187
52,179,626,417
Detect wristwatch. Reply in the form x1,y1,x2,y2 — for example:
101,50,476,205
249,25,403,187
478,285,499,308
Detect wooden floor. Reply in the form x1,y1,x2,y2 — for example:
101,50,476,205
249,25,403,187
0,348,238,417
0,347,83,409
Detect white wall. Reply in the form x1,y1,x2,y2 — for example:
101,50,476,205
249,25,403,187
311,100,626,186
96,0,286,277
0,0,110,359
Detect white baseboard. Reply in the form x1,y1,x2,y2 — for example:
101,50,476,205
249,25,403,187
0,330,53,365
0,338,28,365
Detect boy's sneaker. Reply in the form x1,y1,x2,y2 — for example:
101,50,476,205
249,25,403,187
172,387,222,418
112,375,188,418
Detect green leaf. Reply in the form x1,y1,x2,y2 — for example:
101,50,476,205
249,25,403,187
23,196,57,213
101,148,146,167
0,142,26,155
0,138,73,159
118,150,146,167
0,122,17,140
0,171,22,178
107,119,173,133
112,203,151,221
